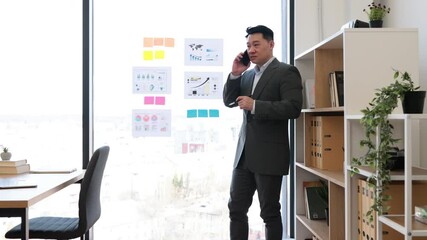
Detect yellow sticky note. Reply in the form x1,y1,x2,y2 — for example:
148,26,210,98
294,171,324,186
165,38,175,47
143,37,154,47
143,50,154,60
154,50,165,59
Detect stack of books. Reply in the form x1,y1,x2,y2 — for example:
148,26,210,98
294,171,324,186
0,159,30,174
328,71,344,107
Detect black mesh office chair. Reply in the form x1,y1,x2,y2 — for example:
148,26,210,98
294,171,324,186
5,146,110,239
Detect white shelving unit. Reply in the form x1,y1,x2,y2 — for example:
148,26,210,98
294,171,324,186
294,28,421,240
346,114,427,240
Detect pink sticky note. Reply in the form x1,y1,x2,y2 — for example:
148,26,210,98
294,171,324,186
144,96,155,105
155,96,165,105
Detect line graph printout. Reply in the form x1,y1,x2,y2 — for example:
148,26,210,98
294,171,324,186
133,67,171,94
184,72,223,99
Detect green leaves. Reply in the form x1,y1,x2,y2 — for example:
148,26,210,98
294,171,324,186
351,68,416,220
363,2,391,21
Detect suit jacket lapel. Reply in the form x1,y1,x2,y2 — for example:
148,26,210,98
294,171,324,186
252,59,279,98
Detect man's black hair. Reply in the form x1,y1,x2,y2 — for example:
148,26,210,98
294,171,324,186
245,25,274,41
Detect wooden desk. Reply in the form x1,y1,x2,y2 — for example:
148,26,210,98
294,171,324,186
0,171,85,240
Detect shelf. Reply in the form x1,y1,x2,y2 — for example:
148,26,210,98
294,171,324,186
302,107,344,113
346,114,427,120
295,29,344,61
347,166,427,181
296,214,329,240
296,162,344,187
294,28,420,240
379,215,427,237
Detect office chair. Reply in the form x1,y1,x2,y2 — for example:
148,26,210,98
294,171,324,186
5,146,110,240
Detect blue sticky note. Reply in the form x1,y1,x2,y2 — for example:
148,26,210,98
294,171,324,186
209,109,219,118
198,109,208,118
187,109,197,118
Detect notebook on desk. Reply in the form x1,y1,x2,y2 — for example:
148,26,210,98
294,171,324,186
0,179,37,189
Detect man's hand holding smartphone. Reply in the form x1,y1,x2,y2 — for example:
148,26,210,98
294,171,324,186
231,50,251,76
240,50,250,66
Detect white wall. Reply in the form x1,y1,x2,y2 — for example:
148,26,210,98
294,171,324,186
295,0,427,103
295,0,367,56
384,0,427,92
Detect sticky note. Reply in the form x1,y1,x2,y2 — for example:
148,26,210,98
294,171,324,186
144,96,154,105
154,37,164,46
155,96,165,105
165,38,175,47
187,109,197,118
143,50,153,60
209,109,219,117
154,50,165,59
182,143,188,154
143,37,154,47
198,109,208,118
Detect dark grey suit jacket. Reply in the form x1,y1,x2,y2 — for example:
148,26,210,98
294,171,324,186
223,58,303,175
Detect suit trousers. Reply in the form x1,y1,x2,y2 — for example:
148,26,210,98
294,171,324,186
228,151,283,240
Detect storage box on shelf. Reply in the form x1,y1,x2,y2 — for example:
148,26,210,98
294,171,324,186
294,28,420,240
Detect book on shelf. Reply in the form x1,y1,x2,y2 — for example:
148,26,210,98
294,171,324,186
367,184,376,240
358,179,377,240
328,72,337,107
305,79,315,109
303,181,322,218
334,71,344,107
310,116,344,171
305,186,327,220
0,163,31,174
357,179,363,240
0,159,27,167
328,71,344,107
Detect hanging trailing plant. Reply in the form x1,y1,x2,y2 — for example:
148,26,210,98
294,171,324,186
351,68,419,222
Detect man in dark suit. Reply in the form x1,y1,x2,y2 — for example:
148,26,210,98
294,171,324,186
223,25,303,240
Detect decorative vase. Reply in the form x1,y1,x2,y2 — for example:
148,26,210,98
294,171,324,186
369,20,383,28
1,152,12,161
402,91,426,114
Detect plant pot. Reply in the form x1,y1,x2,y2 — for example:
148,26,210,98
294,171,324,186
402,91,426,114
1,152,12,161
369,20,383,28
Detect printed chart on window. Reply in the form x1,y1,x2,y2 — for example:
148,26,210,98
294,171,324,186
184,72,223,99
132,109,171,137
184,38,223,66
132,67,171,94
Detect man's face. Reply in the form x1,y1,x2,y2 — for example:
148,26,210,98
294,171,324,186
246,33,274,66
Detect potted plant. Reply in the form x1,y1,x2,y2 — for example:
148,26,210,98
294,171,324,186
351,69,424,222
363,2,391,28
1,146,12,161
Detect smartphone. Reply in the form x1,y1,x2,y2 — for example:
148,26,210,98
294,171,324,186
240,50,250,66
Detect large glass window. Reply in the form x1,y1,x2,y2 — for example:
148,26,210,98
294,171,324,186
93,0,283,239
0,0,82,238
